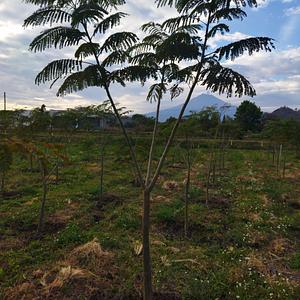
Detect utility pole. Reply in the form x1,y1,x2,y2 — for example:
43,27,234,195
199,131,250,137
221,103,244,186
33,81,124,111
3,92,7,135
3,92,6,111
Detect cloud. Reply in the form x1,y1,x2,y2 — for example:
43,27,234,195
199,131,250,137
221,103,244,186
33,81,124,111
285,5,300,15
0,0,299,114
225,47,300,82
223,47,300,110
208,32,250,49
255,0,271,9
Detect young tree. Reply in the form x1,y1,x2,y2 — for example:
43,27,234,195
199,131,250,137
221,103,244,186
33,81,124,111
37,144,68,234
136,0,273,296
25,0,275,299
30,105,51,132
0,143,13,198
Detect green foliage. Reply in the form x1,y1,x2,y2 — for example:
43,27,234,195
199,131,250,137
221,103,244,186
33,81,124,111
55,223,86,246
263,118,300,150
154,199,183,224
29,26,86,52
0,136,299,299
93,12,128,34
23,7,71,27
57,65,107,96
115,211,141,230
200,61,256,97
152,0,275,100
131,114,155,131
24,0,144,96
216,37,274,61
35,59,83,85
235,100,263,132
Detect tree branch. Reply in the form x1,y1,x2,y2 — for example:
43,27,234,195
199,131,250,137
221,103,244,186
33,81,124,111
148,12,212,191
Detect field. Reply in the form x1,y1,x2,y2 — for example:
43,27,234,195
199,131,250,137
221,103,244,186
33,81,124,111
0,134,299,299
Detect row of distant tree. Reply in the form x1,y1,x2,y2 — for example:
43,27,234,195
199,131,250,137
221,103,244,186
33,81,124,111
0,101,130,133
1,100,300,144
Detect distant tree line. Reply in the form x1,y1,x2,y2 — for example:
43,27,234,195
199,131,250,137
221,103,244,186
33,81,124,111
1,100,300,144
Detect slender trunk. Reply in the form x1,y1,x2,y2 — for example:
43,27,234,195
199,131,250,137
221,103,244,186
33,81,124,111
206,126,219,205
143,189,153,300
1,171,5,198
145,65,165,185
145,87,163,185
99,142,104,202
148,70,202,191
276,144,282,176
38,175,47,234
55,162,59,185
282,154,286,179
278,144,282,176
184,154,191,238
82,24,144,188
148,12,212,191
105,86,144,187
221,130,225,171
206,157,212,207
212,157,216,186
30,153,33,171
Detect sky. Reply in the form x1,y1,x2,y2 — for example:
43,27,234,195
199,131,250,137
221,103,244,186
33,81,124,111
0,0,299,114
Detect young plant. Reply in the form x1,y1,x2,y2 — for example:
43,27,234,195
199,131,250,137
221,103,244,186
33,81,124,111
25,0,275,299
37,143,69,234
181,136,198,238
0,143,13,198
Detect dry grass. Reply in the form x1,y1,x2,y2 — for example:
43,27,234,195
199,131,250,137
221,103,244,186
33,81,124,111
163,181,179,191
4,239,118,300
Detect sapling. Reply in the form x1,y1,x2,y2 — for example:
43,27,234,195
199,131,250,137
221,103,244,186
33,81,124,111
0,143,13,198
99,135,106,202
35,143,68,234
182,136,197,238
206,127,220,206
25,0,275,298
38,156,48,234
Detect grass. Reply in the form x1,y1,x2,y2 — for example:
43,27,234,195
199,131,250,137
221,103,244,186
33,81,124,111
0,134,299,299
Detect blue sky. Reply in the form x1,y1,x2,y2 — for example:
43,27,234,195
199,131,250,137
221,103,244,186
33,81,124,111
231,0,300,49
0,0,299,113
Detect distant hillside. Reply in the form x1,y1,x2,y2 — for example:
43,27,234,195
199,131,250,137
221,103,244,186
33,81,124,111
264,107,300,121
146,94,236,122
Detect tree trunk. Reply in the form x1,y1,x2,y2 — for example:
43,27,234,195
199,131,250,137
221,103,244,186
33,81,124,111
184,163,191,238
38,177,47,234
206,160,211,207
55,163,59,185
276,144,282,176
1,172,5,198
282,154,286,179
143,189,153,300
212,158,216,186
29,153,33,171
99,144,104,202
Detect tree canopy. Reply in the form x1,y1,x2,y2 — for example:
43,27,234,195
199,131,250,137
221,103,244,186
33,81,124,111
235,100,263,132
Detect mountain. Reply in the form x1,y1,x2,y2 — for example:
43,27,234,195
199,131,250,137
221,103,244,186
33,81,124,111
264,106,300,121
146,94,237,122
